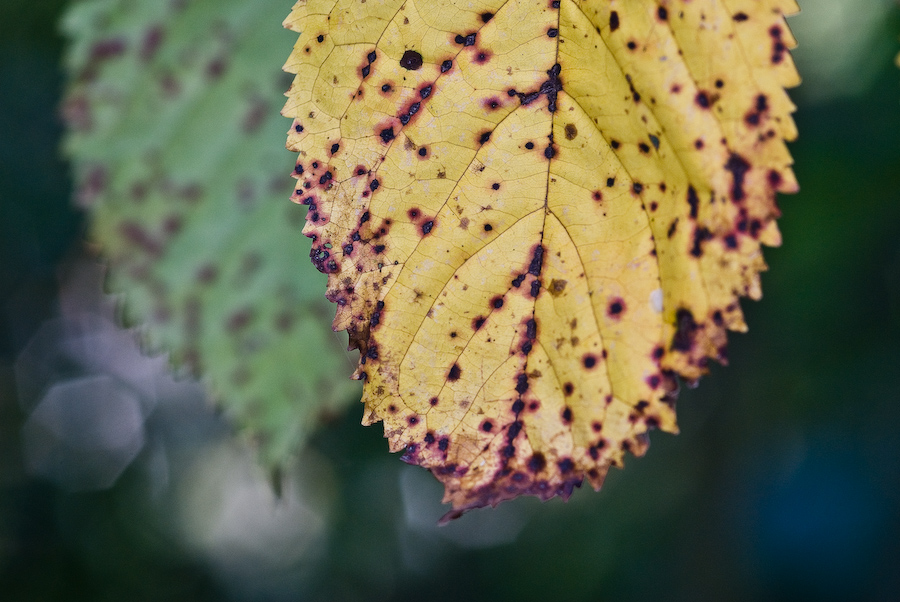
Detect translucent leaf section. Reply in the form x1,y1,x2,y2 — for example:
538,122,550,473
63,0,359,464
283,0,799,515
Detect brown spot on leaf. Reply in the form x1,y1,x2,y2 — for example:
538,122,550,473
671,308,698,352
474,50,491,64
140,27,164,62
690,226,713,257
695,91,711,108
196,264,218,284
724,153,751,201
607,297,625,318
448,363,461,381
226,309,253,332
241,98,268,134
528,245,544,276
687,186,700,219
609,11,620,31
484,97,502,111
119,222,162,257
454,33,477,46
527,453,546,472
549,279,567,296
399,49,423,70
769,25,787,64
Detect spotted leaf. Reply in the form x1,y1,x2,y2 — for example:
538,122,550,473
62,0,360,465
283,0,799,517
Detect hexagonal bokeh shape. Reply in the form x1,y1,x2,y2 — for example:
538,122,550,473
22,374,146,491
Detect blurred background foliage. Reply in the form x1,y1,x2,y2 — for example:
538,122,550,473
60,0,360,467
1,0,899,600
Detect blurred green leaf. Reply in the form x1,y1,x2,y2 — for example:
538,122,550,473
61,0,360,464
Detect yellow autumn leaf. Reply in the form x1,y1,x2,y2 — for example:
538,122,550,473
283,0,799,518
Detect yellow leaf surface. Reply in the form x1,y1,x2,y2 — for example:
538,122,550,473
283,0,799,517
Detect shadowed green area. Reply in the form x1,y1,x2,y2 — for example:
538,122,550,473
61,0,359,464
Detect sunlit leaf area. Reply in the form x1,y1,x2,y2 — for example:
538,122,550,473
1,0,899,600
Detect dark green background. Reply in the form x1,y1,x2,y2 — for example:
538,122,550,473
2,1,898,600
